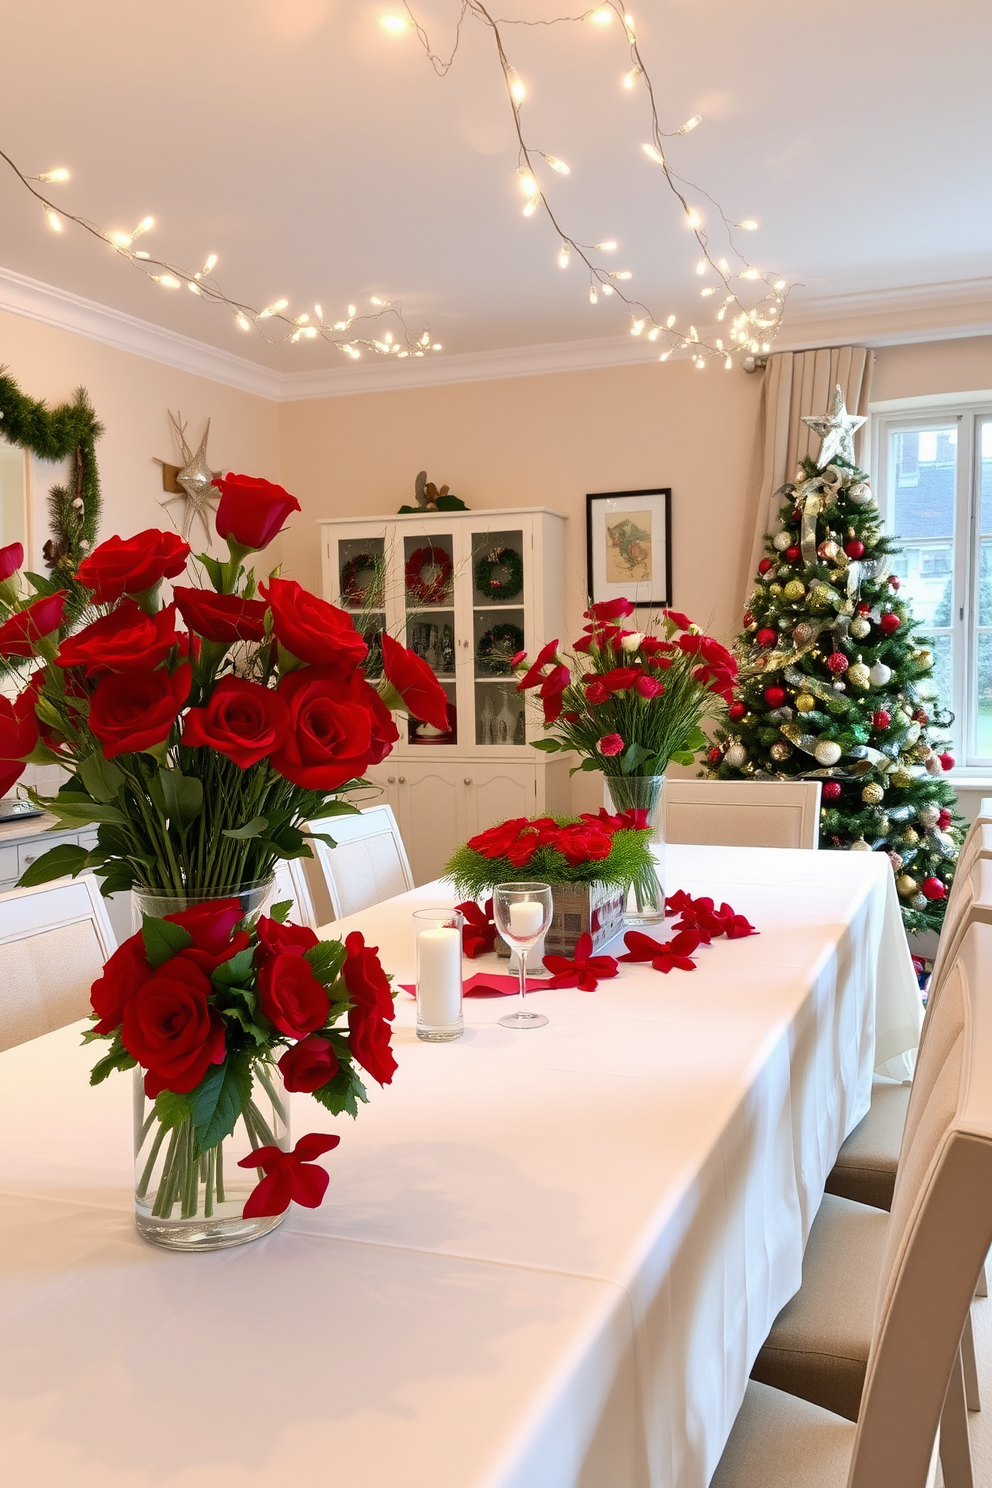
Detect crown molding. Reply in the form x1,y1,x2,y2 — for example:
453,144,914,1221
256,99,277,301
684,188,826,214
1,262,990,403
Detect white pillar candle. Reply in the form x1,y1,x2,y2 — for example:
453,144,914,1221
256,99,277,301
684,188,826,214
508,899,544,940
417,926,462,1025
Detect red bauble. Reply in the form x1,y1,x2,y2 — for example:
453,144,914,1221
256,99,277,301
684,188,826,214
938,808,952,829
920,877,948,902
856,601,871,615
791,509,802,522
728,701,747,721
872,710,891,730
763,685,787,708
826,651,849,675
913,708,929,725
822,780,842,800
743,611,754,626
888,574,901,590
879,613,901,635
938,752,955,771
758,559,774,575
844,540,865,559
707,747,723,765
756,627,777,647
785,546,801,563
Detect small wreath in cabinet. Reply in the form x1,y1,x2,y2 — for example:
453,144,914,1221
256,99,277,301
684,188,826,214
405,544,453,605
476,622,526,675
340,552,381,608
474,545,524,602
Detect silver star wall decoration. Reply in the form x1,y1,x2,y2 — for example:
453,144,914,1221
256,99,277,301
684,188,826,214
802,385,866,469
155,412,220,542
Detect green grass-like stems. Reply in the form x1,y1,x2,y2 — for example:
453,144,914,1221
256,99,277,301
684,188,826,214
444,821,654,899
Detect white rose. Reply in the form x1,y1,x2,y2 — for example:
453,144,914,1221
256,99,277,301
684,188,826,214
621,632,644,652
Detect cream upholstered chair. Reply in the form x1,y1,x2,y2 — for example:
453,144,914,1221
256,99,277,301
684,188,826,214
827,851,992,1212
712,918,992,1488
304,804,414,924
0,877,117,1051
271,855,318,930
661,779,821,850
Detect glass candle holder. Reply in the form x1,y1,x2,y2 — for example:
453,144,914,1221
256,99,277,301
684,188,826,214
413,908,464,1042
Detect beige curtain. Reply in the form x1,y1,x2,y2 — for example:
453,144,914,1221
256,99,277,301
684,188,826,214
739,346,875,610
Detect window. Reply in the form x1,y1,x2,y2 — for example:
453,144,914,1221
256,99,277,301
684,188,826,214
876,404,992,769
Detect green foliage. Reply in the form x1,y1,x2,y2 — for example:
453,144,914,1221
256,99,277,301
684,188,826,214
89,1035,137,1086
310,1061,369,1119
141,915,194,968
190,1055,254,1154
444,819,655,898
17,841,88,886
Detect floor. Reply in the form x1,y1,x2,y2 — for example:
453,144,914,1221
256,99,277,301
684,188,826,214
936,1286,992,1486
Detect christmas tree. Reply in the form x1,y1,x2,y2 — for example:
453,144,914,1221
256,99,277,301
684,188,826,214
707,386,964,935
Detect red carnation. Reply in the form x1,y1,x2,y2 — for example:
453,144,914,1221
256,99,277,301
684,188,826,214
56,600,178,676
380,632,449,730
662,609,692,630
89,663,191,757
597,733,624,756
173,587,268,644
0,591,67,657
261,577,368,670
343,930,397,1086
213,473,301,553
584,598,635,622
183,675,291,769
77,530,189,603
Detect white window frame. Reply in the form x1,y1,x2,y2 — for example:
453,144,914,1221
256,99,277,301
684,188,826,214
873,396,992,775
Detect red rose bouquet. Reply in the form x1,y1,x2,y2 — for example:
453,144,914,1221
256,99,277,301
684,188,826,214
0,473,447,1234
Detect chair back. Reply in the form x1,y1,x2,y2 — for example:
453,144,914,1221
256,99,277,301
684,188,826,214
848,920,992,1488
927,853,992,996
305,804,414,923
661,779,821,851
0,877,117,1051
271,855,318,930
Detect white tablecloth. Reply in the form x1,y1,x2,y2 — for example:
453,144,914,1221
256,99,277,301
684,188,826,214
0,845,921,1488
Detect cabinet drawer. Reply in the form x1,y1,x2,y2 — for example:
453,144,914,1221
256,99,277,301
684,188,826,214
0,845,18,881
17,836,76,877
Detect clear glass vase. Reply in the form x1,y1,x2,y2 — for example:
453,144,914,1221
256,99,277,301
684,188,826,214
131,879,291,1252
605,775,666,925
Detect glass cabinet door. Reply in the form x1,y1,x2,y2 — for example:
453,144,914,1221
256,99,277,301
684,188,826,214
335,535,386,678
470,528,527,747
402,532,458,745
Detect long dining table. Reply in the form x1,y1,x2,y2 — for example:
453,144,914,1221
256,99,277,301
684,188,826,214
0,844,921,1488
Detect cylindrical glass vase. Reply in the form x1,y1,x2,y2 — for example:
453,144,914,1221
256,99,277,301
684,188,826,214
605,775,666,925
131,879,291,1252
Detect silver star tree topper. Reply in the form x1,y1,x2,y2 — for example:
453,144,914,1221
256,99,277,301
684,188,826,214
802,385,866,468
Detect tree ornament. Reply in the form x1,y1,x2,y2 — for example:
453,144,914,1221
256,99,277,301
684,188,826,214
826,651,849,674
814,739,842,766
876,813,890,835
785,545,801,563
861,782,885,805
772,531,793,552
763,686,787,708
868,660,892,687
920,877,947,902
768,583,783,597
801,386,866,468
925,756,944,777
896,874,919,898
756,627,777,647
796,694,816,713
891,769,914,789
938,752,955,771
809,587,831,610
770,741,793,762
849,837,872,852
938,808,953,830
707,746,723,765
888,851,904,871
910,893,928,911
901,826,920,845
917,803,940,829
856,601,871,615
891,707,911,728
844,539,865,559
743,611,754,626
829,569,845,583
822,780,842,800
912,707,929,725
758,558,774,575
887,574,901,590
725,742,748,769
792,622,814,646
915,649,933,669
784,580,806,601
871,710,891,730
728,701,747,721
911,741,931,763
833,681,847,693
850,616,871,639
879,612,901,635
769,706,793,724
817,540,840,562
847,659,871,690
848,483,874,506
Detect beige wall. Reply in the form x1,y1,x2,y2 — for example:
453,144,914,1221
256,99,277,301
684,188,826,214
872,335,992,403
0,308,280,572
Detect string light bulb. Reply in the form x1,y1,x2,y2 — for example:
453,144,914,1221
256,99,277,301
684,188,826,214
35,167,69,183
589,6,613,22
522,195,541,217
685,208,702,229
132,215,154,238
44,205,63,233
258,298,289,318
108,230,133,249
601,283,614,295
679,114,702,133
201,253,218,276
505,66,526,103
235,313,251,332
739,219,758,230
610,269,632,279
666,314,676,328
594,240,617,252
589,283,598,303
557,241,570,269
642,142,665,167
545,155,569,175
622,66,642,89
630,319,644,335
696,258,707,275
517,166,538,195
154,274,182,289
380,15,409,32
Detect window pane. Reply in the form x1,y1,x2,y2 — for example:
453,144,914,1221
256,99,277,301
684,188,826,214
976,631,992,760
890,427,956,539
980,541,992,628
981,420,992,533
923,632,954,717
897,543,952,627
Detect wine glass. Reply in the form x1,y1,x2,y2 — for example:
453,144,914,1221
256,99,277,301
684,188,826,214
493,883,553,1029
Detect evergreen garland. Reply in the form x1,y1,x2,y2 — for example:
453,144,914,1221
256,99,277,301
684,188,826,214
709,451,965,936
0,369,103,585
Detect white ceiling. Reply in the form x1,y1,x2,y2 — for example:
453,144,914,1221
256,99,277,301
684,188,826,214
1,0,990,375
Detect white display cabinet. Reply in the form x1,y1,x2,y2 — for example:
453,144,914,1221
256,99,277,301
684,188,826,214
319,507,572,884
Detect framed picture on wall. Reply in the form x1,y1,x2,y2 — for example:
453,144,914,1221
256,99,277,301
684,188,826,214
586,488,672,610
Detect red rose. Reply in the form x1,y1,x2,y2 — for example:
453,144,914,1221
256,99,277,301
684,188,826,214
0,591,67,657
270,666,373,791
355,676,400,764
540,664,569,724
163,899,249,972
77,530,189,604
121,956,226,1097
554,824,613,865
277,1034,339,1093
662,609,692,630
343,930,396,1086
597,733,624,756
258,952,329,1038
584,598,635,622
183,676,291,769
89,663,190,758
56,600,178,676
213,473,301,552
380,632,449,730
173,587,268,644
0,689,40,798
256,915,320,969
90,931,154,1034
594,666,642,694
467,817,529,859
260,577,367,670
0,542,23,582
